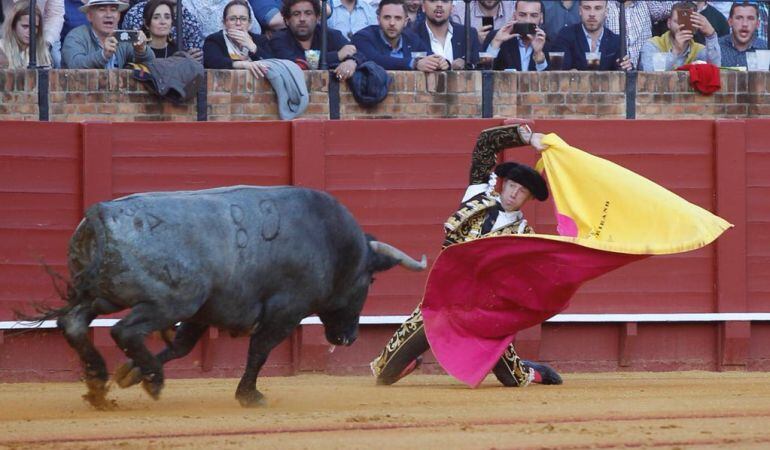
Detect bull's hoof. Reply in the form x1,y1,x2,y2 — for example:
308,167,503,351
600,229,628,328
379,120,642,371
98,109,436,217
141,375,164,400
83,378,116,410
114,360,142,389
236,389,266,408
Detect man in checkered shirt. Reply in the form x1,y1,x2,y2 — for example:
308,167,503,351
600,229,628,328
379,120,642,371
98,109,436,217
606,0,676,68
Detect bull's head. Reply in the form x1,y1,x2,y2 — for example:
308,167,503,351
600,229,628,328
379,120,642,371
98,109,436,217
318,238,427,347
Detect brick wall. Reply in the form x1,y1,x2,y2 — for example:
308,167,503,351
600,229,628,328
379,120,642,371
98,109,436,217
1,69,770,122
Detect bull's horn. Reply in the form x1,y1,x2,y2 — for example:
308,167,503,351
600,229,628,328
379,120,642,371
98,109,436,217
369,241,427,271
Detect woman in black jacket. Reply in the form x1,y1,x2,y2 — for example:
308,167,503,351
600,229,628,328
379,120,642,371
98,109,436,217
203,0,273,78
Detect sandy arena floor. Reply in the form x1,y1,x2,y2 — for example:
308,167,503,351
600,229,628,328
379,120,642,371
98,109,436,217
1,372,769,449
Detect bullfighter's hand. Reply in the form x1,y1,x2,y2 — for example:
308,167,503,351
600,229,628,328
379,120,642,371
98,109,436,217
530,132,547,152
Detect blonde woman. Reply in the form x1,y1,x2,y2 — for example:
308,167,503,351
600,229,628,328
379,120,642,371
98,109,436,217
0,0,54,68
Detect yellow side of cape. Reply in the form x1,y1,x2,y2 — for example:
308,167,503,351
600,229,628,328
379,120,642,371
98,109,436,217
532,133,733,255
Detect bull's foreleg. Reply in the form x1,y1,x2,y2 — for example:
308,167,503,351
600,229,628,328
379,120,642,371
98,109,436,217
235,321,298,408
110,303,177,400
114,322,209,389
57,303,112,410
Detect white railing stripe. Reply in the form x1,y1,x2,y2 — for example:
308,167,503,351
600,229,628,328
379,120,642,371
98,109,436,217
2,313,770,330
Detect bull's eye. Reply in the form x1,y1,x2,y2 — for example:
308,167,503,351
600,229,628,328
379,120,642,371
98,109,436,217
370,277,376,285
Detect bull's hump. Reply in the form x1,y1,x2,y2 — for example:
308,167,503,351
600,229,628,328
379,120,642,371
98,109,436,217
110,185,299,203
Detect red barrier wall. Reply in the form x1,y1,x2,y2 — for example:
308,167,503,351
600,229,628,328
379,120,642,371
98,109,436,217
1,119,768,382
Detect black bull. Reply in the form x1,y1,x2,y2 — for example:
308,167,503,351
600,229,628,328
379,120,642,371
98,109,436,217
31,186,426,408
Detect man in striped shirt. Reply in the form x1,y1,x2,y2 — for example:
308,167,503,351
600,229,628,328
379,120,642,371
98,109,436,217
606,0,675,68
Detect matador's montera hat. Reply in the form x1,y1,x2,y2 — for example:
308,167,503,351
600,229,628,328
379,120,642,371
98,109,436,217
494,162,549,201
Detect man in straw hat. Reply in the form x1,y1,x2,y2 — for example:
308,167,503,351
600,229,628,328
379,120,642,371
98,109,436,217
62,0,154,68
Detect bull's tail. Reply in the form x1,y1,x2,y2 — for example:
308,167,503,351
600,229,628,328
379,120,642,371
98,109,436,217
15,207,106,325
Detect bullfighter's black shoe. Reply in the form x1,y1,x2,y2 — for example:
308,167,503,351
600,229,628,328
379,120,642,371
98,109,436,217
522,360,563,385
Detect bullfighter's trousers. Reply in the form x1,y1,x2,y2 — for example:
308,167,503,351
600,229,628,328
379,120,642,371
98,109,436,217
371,304,532,387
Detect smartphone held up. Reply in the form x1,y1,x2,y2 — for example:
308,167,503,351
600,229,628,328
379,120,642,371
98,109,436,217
114,30,140,43
512,22,536,37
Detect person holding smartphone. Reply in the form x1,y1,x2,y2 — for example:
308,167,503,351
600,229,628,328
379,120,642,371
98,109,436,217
449,0,514,45
639,1,720,71
482,0,550,72
62,0,154,68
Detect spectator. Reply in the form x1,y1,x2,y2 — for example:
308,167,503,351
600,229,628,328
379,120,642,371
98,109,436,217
404,0,424,25
249,0,331,32
270,0,361,81
62,0,153,68
61,0,89,43
12,0,64,67
640,1,720,71
121,0,205,61
185,0,261,39
693,1,729,44
411,0,478,69
710,0,732,20
352,0,440,70
484,0,549,71
606,0,675,68
249,0,283,30
141,0,177,58
0,0,54,67
542,0,581,39
757,1,769,45
328,0,377,39
554,0,632,71
450,0,514,45
719,0,767,67
203,0,272,78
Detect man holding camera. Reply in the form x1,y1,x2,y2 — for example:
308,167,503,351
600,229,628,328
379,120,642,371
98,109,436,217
483,0,550,72
450,0,514,45
62,0,154,69
639,1,720,71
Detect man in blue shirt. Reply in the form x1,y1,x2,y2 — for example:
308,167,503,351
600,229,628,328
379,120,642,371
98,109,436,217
328,0,378,39
353,0,444,71
249,0,333,31
718,1,768,67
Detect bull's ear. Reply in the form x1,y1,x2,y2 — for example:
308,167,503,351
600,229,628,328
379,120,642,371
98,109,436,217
369,252,401,273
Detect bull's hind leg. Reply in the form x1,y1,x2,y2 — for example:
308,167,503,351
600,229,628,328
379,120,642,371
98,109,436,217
57,303,111,409
109,303,178,400
115,322,208,389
